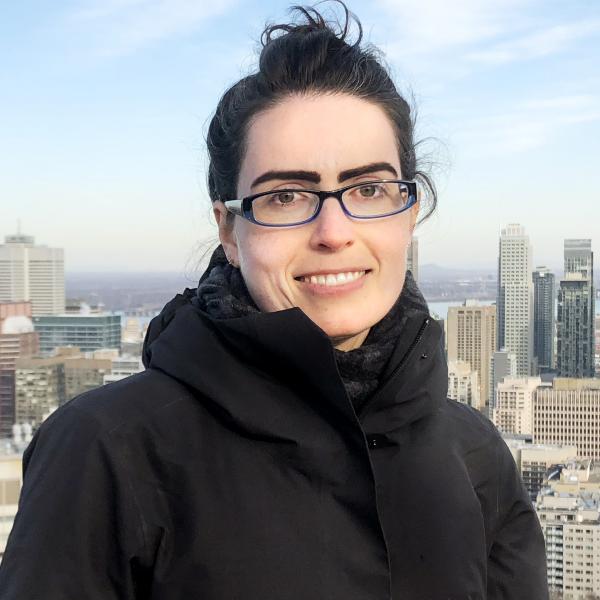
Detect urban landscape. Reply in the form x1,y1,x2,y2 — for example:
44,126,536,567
0,225,599,599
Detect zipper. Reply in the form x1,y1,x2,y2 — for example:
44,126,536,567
394,316,431,373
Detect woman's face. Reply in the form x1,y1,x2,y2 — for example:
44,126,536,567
214,93,418,350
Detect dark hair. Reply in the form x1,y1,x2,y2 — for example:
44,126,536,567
206,1,437,223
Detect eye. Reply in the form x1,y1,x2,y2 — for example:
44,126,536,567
273,191,297,204
357,183,384,198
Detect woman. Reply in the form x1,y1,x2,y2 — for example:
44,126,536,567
0,4,548,599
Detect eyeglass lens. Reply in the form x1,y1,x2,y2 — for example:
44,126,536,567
252,181,411,225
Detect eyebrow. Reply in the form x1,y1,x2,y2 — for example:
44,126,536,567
251,170,320,188
338,162,398,182
250,161,399,189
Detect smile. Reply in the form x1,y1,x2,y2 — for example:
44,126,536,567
296,270,367,286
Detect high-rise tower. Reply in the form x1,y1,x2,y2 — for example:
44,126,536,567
532,267,555,372
447,301,496,412
557,240,595,377
0,234,65,316
496,224,534,376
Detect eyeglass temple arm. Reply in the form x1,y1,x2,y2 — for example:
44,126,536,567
223,200,243,216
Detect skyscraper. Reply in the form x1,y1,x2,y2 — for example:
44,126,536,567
0,234,65,316
406,236,418,284
532,267,555,372
557,274,595,377
557,239,595,377
447,301,496,412
564,239,594,278
496,224,534,376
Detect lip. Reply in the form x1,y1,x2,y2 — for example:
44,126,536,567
294,268,372,278
294,269,371,296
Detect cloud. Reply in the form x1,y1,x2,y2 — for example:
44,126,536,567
468,19,600,65
457,94,600,156
373,0,600,95
376,0,536,57
68,0,238,56
519,95,596,112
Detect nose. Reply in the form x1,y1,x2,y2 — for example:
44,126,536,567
308,196,355,251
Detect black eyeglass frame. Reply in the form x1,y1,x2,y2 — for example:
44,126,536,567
223,179,418,227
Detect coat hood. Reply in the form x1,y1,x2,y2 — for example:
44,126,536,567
142,245,447,439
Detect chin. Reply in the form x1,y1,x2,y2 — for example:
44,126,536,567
310,315,374,340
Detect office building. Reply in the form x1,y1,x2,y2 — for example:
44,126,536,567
537,461,600,598
407,236,418,283
503,437,577,501
447,301,496,412
557,274,595,377
447,360,480,408
489,348,517,410
492,377,541,436
0,303,39,438
532,267,555,372
33,313,121,355
63,354,113,402
533,378,600,460
0,448,23,560
14,356,63,429
0,233,65,316
564,239,594,278
15,348,112,429
496,224,534,376
557,240,595,378
103,355,143,384
596,315,600,373
121,317,146,356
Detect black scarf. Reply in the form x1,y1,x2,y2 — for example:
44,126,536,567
192,246,429,414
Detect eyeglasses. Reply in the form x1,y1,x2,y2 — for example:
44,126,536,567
223,179,417,227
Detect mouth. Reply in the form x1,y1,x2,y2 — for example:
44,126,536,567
294,270,369,287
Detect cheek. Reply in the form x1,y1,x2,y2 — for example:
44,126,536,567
234,226,299,309
376,223,411,268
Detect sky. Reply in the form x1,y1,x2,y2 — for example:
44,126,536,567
2,0,599,274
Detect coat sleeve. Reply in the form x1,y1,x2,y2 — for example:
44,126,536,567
0,404,149,600
486,438,549,600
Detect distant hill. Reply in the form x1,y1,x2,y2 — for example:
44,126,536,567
419,264,496,282
66,271,198,313
66,265,599,312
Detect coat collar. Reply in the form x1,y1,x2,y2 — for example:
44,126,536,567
142,246,447,438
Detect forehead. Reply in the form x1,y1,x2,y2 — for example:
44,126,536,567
238,94,400,190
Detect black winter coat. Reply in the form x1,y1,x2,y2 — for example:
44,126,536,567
0,275,549,599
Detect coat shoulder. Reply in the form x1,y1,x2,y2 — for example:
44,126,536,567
436,397,504,449
47,368,193,434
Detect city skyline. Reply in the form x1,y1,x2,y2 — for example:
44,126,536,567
2,0,599,271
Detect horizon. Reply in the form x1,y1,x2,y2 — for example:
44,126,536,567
2,0,600,270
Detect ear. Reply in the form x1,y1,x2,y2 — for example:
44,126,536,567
213,201,239,266
409,195,420,234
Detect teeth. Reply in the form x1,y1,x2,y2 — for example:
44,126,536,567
301,271,366,286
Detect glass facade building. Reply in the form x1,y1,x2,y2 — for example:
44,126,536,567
33,314,121,355
532,267,555,372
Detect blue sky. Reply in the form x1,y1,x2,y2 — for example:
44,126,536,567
2,0,599,274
